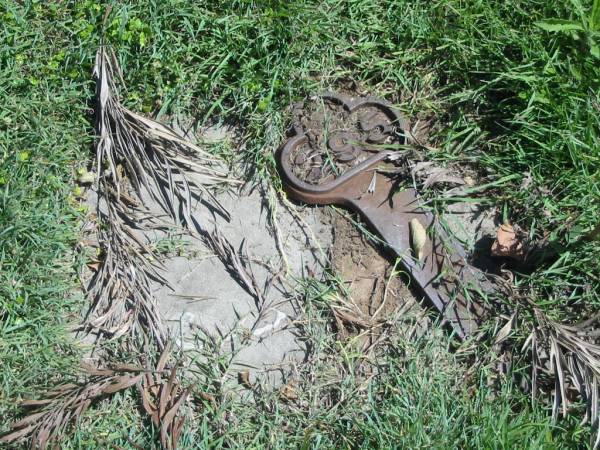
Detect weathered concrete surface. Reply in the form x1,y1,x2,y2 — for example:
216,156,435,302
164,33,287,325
81,121,332,388
151,187,331,386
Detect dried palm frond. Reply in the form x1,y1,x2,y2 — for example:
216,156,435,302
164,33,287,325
94,45,232,227
524,307,600,448
83,206,169,348
492,272,600,446
139,344,191,450
202,229,276,333
202,229,266,308
0,363,145,449
83,45,235,346
1,346,191,450
4,43,236,450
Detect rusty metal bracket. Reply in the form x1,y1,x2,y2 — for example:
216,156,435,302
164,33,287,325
277,92,494,340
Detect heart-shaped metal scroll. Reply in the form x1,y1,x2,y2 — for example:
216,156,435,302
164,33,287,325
278,92,492,340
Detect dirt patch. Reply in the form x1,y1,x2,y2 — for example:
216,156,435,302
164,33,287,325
323,208,426,339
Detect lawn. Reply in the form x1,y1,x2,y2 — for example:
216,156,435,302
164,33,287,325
0,0,598,448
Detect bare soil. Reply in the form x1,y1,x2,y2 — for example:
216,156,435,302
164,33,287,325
322,208,426,340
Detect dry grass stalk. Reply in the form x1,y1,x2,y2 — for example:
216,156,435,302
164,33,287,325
139,345,192,450
0,363,145,449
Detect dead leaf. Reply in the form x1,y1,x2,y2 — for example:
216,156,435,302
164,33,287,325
192,391,216,405
137,344,190,450
86,261,101,271
412,162,464,189
102,374,143,394
411,161,435,175
494,312,517,345
409,218,427,261
331,306,372,329
491,223,526,260
0,365,145,448
422,169,464,189
280,381,299,401
238,370,252,389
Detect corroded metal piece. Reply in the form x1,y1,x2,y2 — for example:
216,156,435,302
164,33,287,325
278,92,493,339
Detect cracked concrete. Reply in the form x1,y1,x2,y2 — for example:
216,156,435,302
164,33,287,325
150,187,331,387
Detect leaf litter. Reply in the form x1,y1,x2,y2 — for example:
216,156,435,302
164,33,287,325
491,223,527,260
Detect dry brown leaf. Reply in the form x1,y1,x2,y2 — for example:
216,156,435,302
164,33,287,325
332,306,373,329
192,391,216,405
238,370,252,389
20,399,54,408
279,382,299,401
102,374,143,394
522,303,600,447
491,223,526,260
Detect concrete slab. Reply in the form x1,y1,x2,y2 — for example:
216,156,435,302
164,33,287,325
151,187,331,387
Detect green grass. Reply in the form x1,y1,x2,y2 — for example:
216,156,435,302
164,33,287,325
59,287,586,449
0,0,598,448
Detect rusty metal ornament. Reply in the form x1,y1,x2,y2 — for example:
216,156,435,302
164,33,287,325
277,92,494,340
